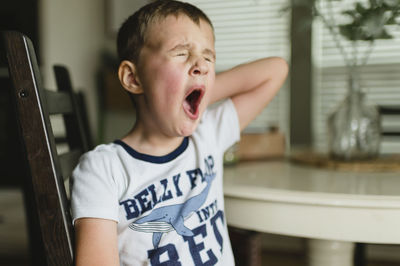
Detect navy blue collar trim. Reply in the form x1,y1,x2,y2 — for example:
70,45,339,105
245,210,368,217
114,137,189,164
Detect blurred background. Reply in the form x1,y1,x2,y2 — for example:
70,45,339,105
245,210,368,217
1,0,399,265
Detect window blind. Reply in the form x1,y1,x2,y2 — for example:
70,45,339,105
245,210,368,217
312,0,400,154
187,0,291,133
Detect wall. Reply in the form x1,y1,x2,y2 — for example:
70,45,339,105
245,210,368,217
39,0,107,142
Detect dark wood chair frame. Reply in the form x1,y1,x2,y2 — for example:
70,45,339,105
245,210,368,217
2,31,89,265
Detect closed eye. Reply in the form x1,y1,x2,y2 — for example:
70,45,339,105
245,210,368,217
205,57,214,63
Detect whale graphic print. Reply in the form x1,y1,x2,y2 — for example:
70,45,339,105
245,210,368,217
129,172,216,248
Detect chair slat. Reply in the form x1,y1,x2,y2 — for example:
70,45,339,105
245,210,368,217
59,149,82,182
45,90,73,115
54,65,91,151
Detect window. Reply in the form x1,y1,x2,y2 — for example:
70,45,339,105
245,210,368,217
312,0,400,154
187,0,291,134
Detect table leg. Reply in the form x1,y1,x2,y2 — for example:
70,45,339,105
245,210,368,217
307,239,355,266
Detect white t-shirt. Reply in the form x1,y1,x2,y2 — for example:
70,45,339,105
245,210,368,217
71,99,240,265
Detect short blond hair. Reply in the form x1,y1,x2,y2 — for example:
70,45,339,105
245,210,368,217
117,0,214,64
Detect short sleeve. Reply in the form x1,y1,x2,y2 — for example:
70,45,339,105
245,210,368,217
203,99,240,152
71,149,120,224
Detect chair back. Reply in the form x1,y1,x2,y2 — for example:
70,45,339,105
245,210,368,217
2,31,85,265
53,64,92,151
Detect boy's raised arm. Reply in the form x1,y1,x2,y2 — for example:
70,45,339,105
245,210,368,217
212,57,288,131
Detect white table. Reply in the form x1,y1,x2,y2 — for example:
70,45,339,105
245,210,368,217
223,161,400,266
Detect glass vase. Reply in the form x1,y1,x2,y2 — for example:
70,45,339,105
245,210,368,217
327,74,381,161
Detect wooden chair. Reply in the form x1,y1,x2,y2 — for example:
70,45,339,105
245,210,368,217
2,31,88,265
53,64,93,152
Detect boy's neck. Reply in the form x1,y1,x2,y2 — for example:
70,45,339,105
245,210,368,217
121,125,186,157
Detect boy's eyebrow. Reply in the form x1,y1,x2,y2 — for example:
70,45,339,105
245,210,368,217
204,48,216,60
169,44,216,59
169,44,191,51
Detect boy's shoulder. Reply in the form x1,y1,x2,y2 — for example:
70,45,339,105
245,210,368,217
78,142,123,166
199,98,238,129
86,142,119,155
202,98,234,119
194,98,240,150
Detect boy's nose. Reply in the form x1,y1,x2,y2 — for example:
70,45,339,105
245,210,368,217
190,58,208,76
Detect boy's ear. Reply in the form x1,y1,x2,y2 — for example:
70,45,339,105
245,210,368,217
118,60,143,94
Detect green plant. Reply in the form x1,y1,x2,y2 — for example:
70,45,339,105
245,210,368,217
338,0,399,41
293,0,400,69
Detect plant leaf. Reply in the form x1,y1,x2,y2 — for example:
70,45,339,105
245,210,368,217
359,10,391,38
356,2,367,14
383,0,400,8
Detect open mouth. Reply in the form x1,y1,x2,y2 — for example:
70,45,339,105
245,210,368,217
183,87,204,118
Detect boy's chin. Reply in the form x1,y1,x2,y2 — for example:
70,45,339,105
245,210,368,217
179,128,196,137
178,120,200,137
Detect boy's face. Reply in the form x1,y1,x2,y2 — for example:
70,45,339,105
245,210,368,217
135,14,216,137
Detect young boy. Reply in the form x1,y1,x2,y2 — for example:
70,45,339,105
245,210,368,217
71,0,288,265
